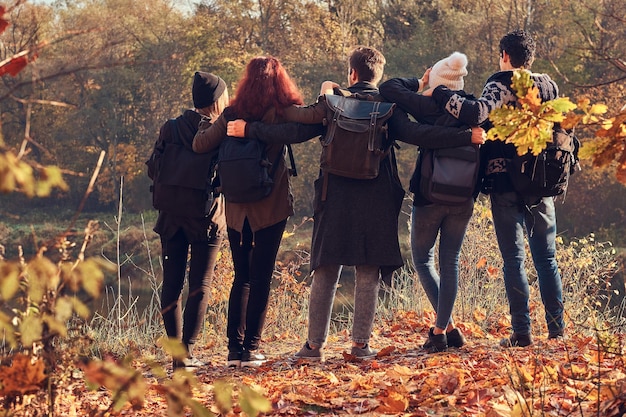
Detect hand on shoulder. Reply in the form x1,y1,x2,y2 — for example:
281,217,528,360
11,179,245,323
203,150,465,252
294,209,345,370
320,80,340,95
420,67,431,91
227,120,247,137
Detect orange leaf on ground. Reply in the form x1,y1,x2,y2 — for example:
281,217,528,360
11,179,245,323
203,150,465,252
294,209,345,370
377,345,395,357
0,353,47,396
438,368,465,394
487,265,499,278
376,389,409,413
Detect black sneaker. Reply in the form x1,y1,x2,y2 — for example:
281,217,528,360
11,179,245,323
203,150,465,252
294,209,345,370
500,332,533,348
241,350,267,368
424,328,447,353
548,330,564,339
446,328,466,348
350,344,378,359
227,351,243,367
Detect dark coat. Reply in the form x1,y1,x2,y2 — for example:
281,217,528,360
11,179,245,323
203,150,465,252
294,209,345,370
152,109,225,242
307,82,405,276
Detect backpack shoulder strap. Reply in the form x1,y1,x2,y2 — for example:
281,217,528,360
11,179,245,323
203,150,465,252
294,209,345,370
286,144,297,177
268,144,298,179
168,118,179,144
333,87,352,97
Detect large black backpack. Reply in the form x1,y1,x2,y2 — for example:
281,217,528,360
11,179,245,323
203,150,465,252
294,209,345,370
414,144,481,205
508,126,580,199
320,92,395,180
215,136,297,204
146,118,216,217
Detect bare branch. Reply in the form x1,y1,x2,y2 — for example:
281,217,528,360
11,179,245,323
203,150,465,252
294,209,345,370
549,59,626,88
10,95,77,108
0,57,172,102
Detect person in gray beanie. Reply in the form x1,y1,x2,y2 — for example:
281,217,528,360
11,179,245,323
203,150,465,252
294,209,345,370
148,71,229,371
379,51,484,353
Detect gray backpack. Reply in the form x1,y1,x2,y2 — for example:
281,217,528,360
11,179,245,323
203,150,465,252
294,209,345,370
415,144,481,205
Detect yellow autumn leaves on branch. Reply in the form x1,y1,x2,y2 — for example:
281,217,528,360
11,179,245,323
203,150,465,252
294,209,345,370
488,69,626,183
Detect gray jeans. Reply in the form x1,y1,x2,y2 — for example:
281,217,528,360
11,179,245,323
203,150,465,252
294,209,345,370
307,264,381,347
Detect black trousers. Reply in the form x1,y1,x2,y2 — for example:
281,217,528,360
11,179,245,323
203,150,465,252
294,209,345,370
226,218,286,352
160,228,222,349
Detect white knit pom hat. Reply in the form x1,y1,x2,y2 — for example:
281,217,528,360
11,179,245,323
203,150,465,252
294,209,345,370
429,52,468,90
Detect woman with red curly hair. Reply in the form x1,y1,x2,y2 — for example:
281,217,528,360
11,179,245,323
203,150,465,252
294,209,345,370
193,56,322,368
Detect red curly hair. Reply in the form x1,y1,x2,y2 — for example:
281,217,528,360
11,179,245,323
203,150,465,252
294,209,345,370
230,56,304,120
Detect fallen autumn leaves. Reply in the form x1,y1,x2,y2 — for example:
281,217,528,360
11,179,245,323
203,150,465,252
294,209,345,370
12,311,626,416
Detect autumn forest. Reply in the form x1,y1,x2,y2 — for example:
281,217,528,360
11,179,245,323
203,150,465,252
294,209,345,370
0,0,625,416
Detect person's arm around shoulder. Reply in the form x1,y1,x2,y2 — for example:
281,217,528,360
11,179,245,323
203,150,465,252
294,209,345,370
431,75,509,126
193,113,227,153
388,107,484,149
228,118,325,145
281,102,326,125
380,77,439,120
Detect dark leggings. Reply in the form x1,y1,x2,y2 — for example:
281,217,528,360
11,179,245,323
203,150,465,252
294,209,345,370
160,228,222,349
226,218,286,352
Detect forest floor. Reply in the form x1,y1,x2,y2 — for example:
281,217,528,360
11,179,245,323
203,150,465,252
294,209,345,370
13,312,626,417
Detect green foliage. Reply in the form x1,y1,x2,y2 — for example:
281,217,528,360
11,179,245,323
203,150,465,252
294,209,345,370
239,384,273,416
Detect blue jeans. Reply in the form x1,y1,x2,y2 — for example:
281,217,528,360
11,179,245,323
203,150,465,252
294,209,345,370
490,192,564,335
411,201,473,330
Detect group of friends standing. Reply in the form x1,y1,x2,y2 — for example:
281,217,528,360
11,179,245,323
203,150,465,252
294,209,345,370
152,29,565,370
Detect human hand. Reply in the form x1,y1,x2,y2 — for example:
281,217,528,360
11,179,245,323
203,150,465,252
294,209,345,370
227,120,247,137
320,80,340,95
422,87,434,97
420,67,431,90
470,126,486,145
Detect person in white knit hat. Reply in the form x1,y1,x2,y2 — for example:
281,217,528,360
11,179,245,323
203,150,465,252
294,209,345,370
379,52,484,353
428,51,468,90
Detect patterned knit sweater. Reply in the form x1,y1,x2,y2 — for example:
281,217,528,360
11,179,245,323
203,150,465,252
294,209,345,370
432,70,559,194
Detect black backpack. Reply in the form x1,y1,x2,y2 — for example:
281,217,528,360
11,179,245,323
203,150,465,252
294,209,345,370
146,118,216,217
508,126,580,199
320,92,395,179
216,135,296,204
414,144,481,205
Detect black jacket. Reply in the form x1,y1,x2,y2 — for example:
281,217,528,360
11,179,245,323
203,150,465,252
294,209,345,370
151,109,225,241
